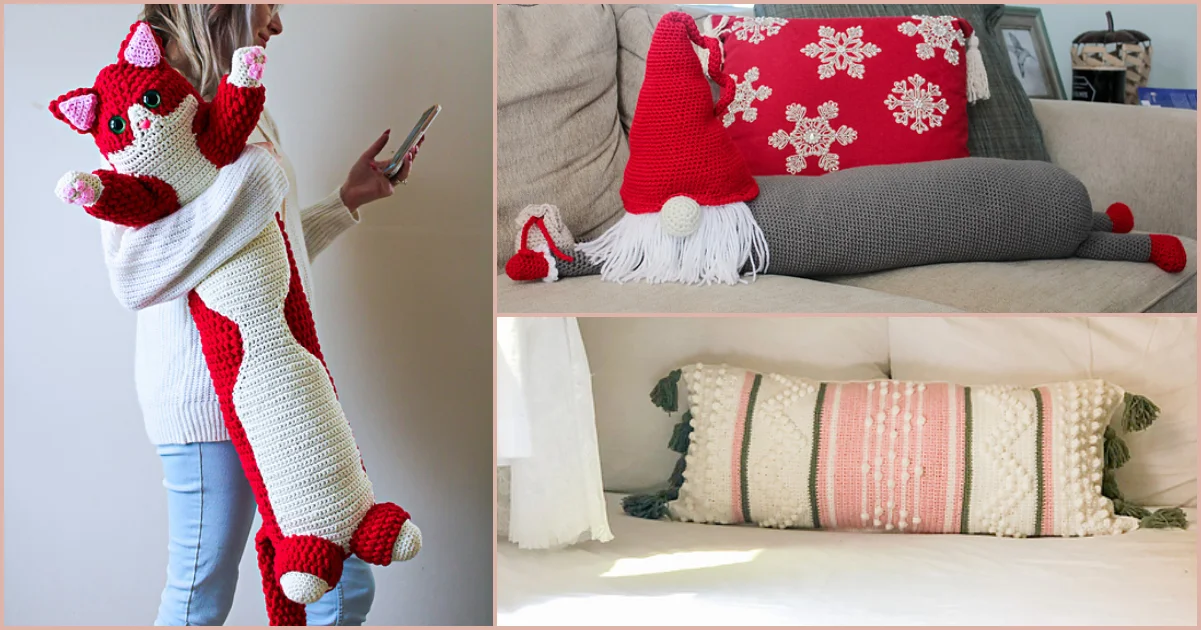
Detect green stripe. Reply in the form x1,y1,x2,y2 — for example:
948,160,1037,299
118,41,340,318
808,383,828,529
1032,388,1046,537
960,386,974,535
739,374,763,523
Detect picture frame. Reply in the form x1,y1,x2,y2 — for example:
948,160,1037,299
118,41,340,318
996,6,1066,99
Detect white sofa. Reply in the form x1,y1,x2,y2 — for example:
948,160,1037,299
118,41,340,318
497,317,1197,625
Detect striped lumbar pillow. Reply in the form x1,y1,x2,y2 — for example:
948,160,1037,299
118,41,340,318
625,363,1186,537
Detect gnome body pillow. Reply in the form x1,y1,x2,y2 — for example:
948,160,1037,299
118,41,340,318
518,12,1186,285
51,23,419,626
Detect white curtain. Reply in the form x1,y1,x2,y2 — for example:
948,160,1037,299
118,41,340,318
496,317,613,549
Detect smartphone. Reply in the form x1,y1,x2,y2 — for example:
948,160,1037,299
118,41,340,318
383,104,441,179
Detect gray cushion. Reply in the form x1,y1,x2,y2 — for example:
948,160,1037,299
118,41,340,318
827,237,1197,313
496,5,628,269
754,3,1051,163
749,159,1101,278
497,273,961,313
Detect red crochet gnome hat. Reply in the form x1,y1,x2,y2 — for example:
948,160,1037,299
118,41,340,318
620,12,759,233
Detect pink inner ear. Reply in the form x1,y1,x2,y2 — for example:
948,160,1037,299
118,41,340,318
59,94,97,131
124,23,161,68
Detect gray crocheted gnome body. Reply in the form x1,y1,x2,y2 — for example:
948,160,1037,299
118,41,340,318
538,158,1186,281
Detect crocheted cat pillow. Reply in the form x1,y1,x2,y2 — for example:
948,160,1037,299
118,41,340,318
625,364,1187,537
51,23,420,626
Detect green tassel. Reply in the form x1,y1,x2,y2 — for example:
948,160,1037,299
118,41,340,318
667,456,686,490
1114,498,1151,520
667,411,693,454
1101,468,1123,501
1140,507,1189,529
1103,426,1130,470
1122,393,1160,432
622,491,671,520
650,369,682,414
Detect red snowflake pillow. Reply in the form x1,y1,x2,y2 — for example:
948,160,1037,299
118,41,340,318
706,15,989,176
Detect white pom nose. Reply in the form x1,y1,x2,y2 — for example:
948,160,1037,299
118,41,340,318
660,196,702,237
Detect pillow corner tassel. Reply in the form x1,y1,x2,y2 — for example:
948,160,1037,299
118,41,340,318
966,33,990,104
649,368,683,413
1121,392,1160,432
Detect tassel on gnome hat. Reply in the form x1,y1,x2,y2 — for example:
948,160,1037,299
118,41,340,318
577,12,768,285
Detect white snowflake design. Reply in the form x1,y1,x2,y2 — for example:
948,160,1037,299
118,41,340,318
767,101,857,174
801,25,881,79
898,15,966,65
731,17,788,44
724,67,773,127
884,74,949,134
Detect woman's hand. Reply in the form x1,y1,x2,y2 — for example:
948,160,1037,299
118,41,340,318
339,129,424,212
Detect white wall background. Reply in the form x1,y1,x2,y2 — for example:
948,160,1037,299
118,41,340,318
4,4,493,625
1025,4,1197,90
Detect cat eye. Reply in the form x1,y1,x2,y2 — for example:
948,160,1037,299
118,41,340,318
142,90,161,109
108,115,126,135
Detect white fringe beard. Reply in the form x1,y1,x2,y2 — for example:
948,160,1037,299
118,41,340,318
576,201,769,285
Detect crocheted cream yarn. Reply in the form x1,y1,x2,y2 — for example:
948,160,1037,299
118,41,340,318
626,363,1185,538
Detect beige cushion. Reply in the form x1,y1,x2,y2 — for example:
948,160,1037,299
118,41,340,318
888,317,1197,507
579,317,893,492
1033,100,1197,239
496,5,627,269
828,237,1197,313
498,273,959,313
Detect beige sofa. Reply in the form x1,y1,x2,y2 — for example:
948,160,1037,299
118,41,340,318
497,5,1197,313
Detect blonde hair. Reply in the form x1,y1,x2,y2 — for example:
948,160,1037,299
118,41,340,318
139,4,259,99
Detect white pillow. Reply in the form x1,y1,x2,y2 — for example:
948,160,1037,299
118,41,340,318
888,317,1196,507
581,317,891,492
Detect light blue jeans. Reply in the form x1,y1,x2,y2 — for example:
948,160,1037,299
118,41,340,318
155,441,375,626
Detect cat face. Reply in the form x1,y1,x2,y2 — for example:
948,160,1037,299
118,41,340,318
50,22,202,159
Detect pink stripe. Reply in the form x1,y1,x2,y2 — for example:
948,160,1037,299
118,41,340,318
1039,387,1056,536
820,382,869,528
913,383,951,534
729,372,756,523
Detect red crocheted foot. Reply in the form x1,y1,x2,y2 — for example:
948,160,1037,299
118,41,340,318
1106,202,1134,234
275,535,347,605
256,530,307,626
350,502,422,566
1149,234,1187,273
505,248,551,281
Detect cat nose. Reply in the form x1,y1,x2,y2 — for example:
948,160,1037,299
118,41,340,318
139,119,151,130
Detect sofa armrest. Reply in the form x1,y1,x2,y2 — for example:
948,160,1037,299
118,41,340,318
1032,99,1197,239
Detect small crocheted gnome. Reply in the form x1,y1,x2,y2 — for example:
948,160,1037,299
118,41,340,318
51,23,419,626
576,12,768,285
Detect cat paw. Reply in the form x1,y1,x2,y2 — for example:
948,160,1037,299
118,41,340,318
393,519,422,562
229,46,267,88
55,171,102,207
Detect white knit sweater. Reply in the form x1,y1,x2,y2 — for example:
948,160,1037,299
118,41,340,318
102,109,360,444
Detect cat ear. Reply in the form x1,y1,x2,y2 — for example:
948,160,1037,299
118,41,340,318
118,21,163,68
50,88,99,134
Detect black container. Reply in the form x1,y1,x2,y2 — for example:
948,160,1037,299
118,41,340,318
1071,67,1127,103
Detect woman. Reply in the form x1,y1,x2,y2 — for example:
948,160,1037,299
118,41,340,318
102,5,422,625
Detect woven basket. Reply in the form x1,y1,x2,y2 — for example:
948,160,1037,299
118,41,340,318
1070,11,1152,105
